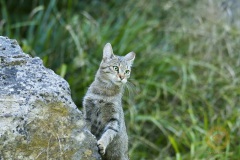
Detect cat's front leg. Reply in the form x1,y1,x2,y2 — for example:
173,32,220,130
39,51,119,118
97,139,107,155
97,129,118,155
97,118,120,155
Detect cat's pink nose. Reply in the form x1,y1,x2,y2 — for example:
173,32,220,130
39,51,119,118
119,74,124,80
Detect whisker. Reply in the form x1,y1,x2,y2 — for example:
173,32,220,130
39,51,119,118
124,81,136,102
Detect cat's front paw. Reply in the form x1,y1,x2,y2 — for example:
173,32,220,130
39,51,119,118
97,140,106,155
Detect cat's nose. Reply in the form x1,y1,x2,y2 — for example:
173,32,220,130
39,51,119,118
119,74,125,80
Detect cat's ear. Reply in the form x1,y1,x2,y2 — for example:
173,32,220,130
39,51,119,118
124,52,135,65
103,43,114,60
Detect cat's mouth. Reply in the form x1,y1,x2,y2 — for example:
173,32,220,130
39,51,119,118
110,76,127,85
117,79,127,84
115,81,123,85
112,80,126,85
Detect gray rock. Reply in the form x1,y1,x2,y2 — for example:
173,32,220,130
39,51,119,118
0,36,101,160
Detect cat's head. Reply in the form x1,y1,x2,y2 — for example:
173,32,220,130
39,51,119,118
99,43,135,86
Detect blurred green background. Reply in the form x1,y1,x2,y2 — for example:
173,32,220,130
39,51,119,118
1,0,240,159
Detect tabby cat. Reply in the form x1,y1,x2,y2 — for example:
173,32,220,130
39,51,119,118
83,43,135,160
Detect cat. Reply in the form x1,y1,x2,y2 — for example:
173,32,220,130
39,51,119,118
83,43,135,160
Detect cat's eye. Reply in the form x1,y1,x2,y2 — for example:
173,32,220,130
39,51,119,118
125,70,130,74
113,66,119,72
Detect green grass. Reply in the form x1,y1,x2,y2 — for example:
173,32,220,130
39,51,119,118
1,0,240,159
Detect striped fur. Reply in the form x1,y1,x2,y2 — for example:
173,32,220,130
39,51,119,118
83,43,135,160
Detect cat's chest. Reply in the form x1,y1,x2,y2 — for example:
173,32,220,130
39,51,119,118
92,98,122,119
93,99,121,113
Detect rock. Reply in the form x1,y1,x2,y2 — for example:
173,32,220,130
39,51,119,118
0,36,101,160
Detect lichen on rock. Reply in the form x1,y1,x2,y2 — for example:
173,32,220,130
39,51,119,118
0,36,101,160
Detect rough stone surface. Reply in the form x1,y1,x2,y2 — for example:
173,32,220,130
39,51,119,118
0,36,101,160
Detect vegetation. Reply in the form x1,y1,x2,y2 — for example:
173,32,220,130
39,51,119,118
1,0,240,159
